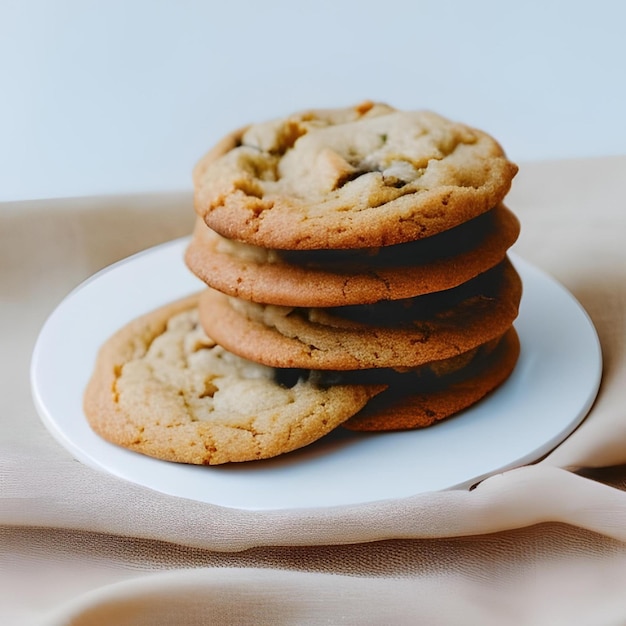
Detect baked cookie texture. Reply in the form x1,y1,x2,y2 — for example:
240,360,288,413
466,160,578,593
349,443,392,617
83,295,383,464
193,102,518,249
197,258,522,370
85,101,523,464
185,204,520,307
343,327,520,431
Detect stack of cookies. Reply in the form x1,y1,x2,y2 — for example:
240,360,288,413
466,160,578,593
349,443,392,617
85,102,521,465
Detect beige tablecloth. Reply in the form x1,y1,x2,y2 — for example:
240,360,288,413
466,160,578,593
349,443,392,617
2,157,626,625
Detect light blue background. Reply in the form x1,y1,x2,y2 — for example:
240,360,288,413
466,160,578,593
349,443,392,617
1,0,625,201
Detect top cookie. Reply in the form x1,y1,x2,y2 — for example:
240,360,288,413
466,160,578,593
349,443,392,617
193,101,518,250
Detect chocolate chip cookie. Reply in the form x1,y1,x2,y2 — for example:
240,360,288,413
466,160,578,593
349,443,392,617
193,102,518,250
185,204,520,307
83,295,383,464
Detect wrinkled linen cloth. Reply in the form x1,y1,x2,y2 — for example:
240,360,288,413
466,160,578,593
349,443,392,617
1,157,626,625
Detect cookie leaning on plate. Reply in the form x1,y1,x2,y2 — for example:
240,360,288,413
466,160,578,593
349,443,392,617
193,101,518,250
83,295,384,465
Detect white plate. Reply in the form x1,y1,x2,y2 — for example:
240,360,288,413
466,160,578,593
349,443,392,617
31,239,602,511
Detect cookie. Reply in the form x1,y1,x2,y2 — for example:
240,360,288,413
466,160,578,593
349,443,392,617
193,101,518,250
342,326,520,430
185,204,520,307
197,258,522,371
83,295,384,465
272,332,498,390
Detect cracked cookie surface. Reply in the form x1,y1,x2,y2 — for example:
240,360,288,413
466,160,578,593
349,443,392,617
193,102,518,250
197,258,522,371
185,204,519,307
83,295,383,464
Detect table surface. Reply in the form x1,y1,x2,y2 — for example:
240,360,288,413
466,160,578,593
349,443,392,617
3,4,626,625
3,156,626,625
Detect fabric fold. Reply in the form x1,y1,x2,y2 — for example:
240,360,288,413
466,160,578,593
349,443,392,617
3,451,626,550
38,561,626,626
3,157,626,624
